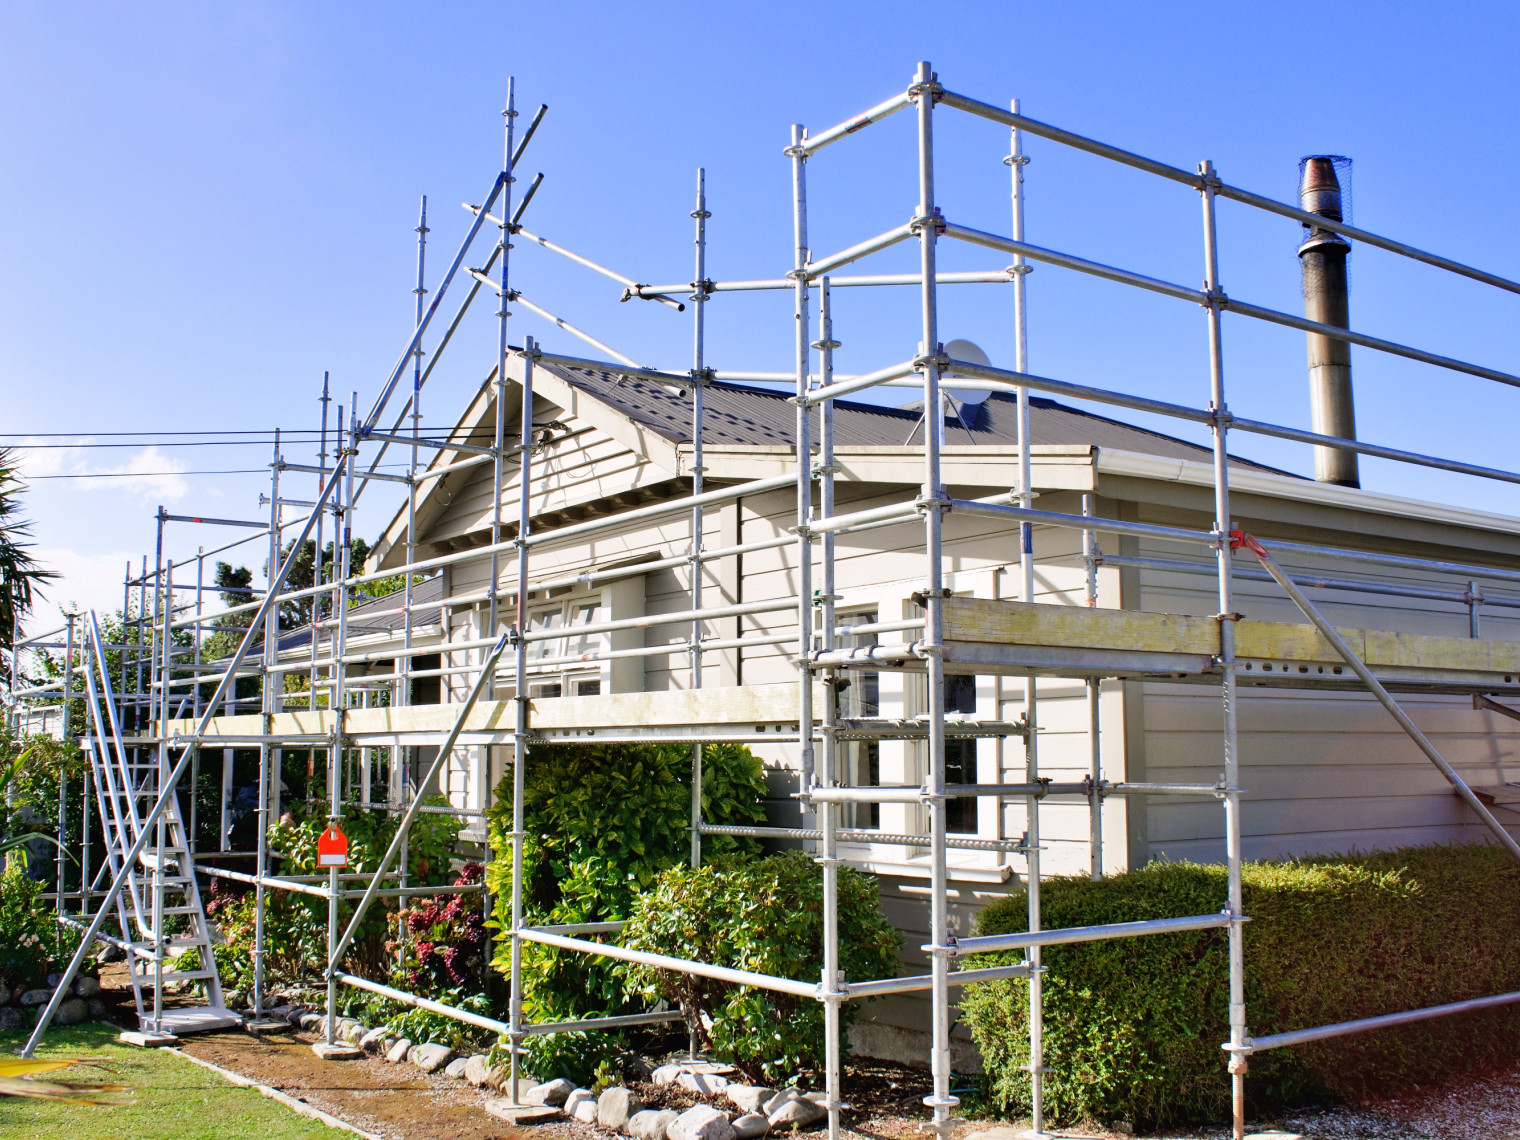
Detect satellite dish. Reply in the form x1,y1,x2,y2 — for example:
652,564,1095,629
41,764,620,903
941,339,992,405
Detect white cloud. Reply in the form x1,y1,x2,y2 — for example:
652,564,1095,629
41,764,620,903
13,441,190,504
27,546,140,626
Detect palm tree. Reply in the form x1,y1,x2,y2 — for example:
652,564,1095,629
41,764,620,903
0,447,57,685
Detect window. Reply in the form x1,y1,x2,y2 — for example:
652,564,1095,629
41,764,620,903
943,674,978,833
837,612,880,829
516,594,608,699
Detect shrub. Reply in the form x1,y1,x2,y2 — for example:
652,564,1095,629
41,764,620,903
194,796,468,991
484,741,768,1024
391,862,489,995
620,851,902,1084
0,859,79,995
960,843,1520,1130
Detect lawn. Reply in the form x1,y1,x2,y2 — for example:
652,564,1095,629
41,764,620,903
0,1023,343,1140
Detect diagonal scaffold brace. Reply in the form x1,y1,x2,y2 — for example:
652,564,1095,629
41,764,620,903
323,630,511,978
19,454,354,1057
1234,529,1520,864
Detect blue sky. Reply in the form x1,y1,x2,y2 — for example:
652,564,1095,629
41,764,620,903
3,1,1519,623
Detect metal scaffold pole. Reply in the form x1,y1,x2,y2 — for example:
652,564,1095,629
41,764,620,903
1008,94,1047,1137
506,333,536,1105
911,60,957,1140
816,275,844,1140
689,166,709,877
1199,158,1250,1140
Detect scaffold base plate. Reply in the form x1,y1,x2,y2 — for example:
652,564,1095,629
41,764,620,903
146,1006,242,1036
119,1029,179,1048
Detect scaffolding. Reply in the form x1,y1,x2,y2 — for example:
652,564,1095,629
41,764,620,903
11,60,1520,1140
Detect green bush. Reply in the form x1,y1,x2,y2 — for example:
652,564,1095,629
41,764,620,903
0,859,80,995
192,797,467,991
960,843,1520,1129
484,741,767,1024
620,851,902,1084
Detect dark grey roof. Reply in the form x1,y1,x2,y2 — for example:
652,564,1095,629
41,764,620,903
541,362,1289,473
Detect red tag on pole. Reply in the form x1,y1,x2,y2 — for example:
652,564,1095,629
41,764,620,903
317,825,349,868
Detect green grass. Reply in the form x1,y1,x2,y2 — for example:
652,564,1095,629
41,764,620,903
0,1023,341,1140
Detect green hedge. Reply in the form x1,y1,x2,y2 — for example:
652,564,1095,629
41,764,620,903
960,843,1520,1129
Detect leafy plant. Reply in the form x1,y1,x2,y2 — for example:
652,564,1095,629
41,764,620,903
620,851,902,1084
484,741,768,1025
960,843,1520,1130
0,859,81,995
390,862,489,995
0,447,57,684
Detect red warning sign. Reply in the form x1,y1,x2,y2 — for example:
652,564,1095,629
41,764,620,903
317,825,349,868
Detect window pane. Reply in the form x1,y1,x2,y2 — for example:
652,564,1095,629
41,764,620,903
574,678,601,697
945,739,978,833
526,609,565,661
566,602,607,659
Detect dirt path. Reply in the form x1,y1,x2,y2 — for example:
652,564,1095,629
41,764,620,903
178,1028,518,1140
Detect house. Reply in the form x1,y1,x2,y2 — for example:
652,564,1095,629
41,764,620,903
344,352,1520,1062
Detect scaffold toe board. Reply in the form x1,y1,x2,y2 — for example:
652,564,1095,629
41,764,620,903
939,597,1520,693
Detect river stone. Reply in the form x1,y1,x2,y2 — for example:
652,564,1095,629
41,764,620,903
526,1077,576,1106
732,1113,770,1139
340,1021,368,1045
680,1071,730,1095
443,1056,470,1079
298,1011,325,1031
597,1086,642,1130
464,1054,493,1087
563,1088,596,1118
359,1026,389,1052
72,976,103,999
19,989,51,1006
651,1063,683,1085
0,1008,21,1029
52,998,89,1026
385,1037,413,1064
86,998,106,1018
670,1104,735,1140
768,1098,825,1129
630,1109,678,1140
46,972,66,988
413,1042,455,1073
725,1086,773,1114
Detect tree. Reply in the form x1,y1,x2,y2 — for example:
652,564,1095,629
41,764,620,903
0,448,57,685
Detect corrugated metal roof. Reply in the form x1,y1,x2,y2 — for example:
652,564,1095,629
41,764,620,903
541,362,1288,472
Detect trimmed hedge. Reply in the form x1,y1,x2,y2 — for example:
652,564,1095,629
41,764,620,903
960,843,1520,1129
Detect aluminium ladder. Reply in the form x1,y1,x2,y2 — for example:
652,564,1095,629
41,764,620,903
81,612,240,1037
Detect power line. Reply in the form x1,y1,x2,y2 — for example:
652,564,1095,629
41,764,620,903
26,464,412,480
0,429,326,438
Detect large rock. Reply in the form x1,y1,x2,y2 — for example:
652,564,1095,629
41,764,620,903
52,998,89,1026
464,1054,494,1087
651,1063,683,1086
629,1109,679,1140
298,1011,325,1032
680,1071,730,1095
86,999,106,1019
767,1099,826,1129
413,1043,456,1073
359,1026,390,1053
385,1037,414,1064
597,1086,642,1131
526,1077,576,1106
72,976,103,999
0,1008,22,1030
444,1057,471,1079
340,1021,368,1045
732,1113,769,1139
563,1088,596,1119
725,1086,773,1114
670,1104,736,1140
46,972,66,989
19,990,51,1007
